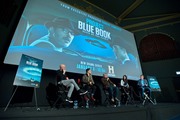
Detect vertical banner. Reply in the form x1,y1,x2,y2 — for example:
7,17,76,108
13,54,43,88
147,76,161,92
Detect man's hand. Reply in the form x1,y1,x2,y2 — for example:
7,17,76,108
89,81,93,85
63,70,66,75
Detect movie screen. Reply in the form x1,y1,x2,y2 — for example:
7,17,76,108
4,0,142,80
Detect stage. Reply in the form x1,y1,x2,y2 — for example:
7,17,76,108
0,102,180,120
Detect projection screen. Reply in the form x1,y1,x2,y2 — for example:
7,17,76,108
4,0,142,80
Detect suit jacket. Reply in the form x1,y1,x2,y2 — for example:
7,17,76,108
82,74,94,85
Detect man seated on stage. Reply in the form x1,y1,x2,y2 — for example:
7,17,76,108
82,68,97,101
101,73,119,102
56,64,87,103
137,75,152,100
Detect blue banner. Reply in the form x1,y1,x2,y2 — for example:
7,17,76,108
13,54,43,88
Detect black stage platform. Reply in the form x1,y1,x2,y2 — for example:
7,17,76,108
0,103,180,120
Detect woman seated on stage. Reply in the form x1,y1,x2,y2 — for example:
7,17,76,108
120,75,134,103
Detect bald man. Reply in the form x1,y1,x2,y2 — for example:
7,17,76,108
56,64,87,103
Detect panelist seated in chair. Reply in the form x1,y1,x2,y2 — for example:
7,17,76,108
120,75,134,99
101,73,119,102
56,64,87,103
82,68,97,101
137,75,152,100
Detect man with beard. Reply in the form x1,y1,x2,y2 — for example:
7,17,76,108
30,17,75,52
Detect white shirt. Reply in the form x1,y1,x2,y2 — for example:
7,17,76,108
120,79,129,88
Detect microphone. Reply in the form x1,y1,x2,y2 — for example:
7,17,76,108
62,69,66,74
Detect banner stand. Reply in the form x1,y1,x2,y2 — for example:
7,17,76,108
4,86,19,111
34,87,40,111
4,86,40,111
4,54,43,112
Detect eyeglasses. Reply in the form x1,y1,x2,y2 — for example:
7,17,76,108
61,28,74,35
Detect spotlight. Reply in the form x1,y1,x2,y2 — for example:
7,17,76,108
176,71,180,75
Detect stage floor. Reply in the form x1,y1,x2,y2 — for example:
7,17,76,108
0,102,180,120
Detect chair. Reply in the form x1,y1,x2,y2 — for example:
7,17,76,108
52,83,69,108
142,90,156,105
77,79,95,108
46,82,69,109
46,83,60,108
120,86,134,105
102,87,120,107
102,88,111,106
138,87,155,105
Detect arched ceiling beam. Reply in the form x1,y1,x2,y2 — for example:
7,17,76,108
123,13,180,29
117,0,144,23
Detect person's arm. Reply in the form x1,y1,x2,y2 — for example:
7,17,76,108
126,82,129,88
56,70,63,84
82,75,89,84
101,78,106,88
120,80,124,86
122,80,129,87
101,78,107,86
56,70,67,82
137,80,141,87
144,79,149,86
90,75,95,84
109,79,116,86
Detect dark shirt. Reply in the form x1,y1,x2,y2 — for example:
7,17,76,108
82,74,94,85
56,69,68,83
101,77,114,88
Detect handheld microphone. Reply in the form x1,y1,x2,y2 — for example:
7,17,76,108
62,69,66,74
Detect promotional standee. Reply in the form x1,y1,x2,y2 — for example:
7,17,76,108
147,75,161,104
147,76,161,92
4,54,43,111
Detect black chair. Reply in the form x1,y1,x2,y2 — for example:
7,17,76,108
46,83,58,107
102,87,120,107
102,88,111,106
75,79,90,108
78,79,96,108
54,84,69,107
120,86,134,105
46,83,69,108
138,87,155,105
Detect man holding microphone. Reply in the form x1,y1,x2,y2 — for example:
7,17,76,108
101,73,119,102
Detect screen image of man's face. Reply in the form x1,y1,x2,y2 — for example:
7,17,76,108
54,27,74,48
